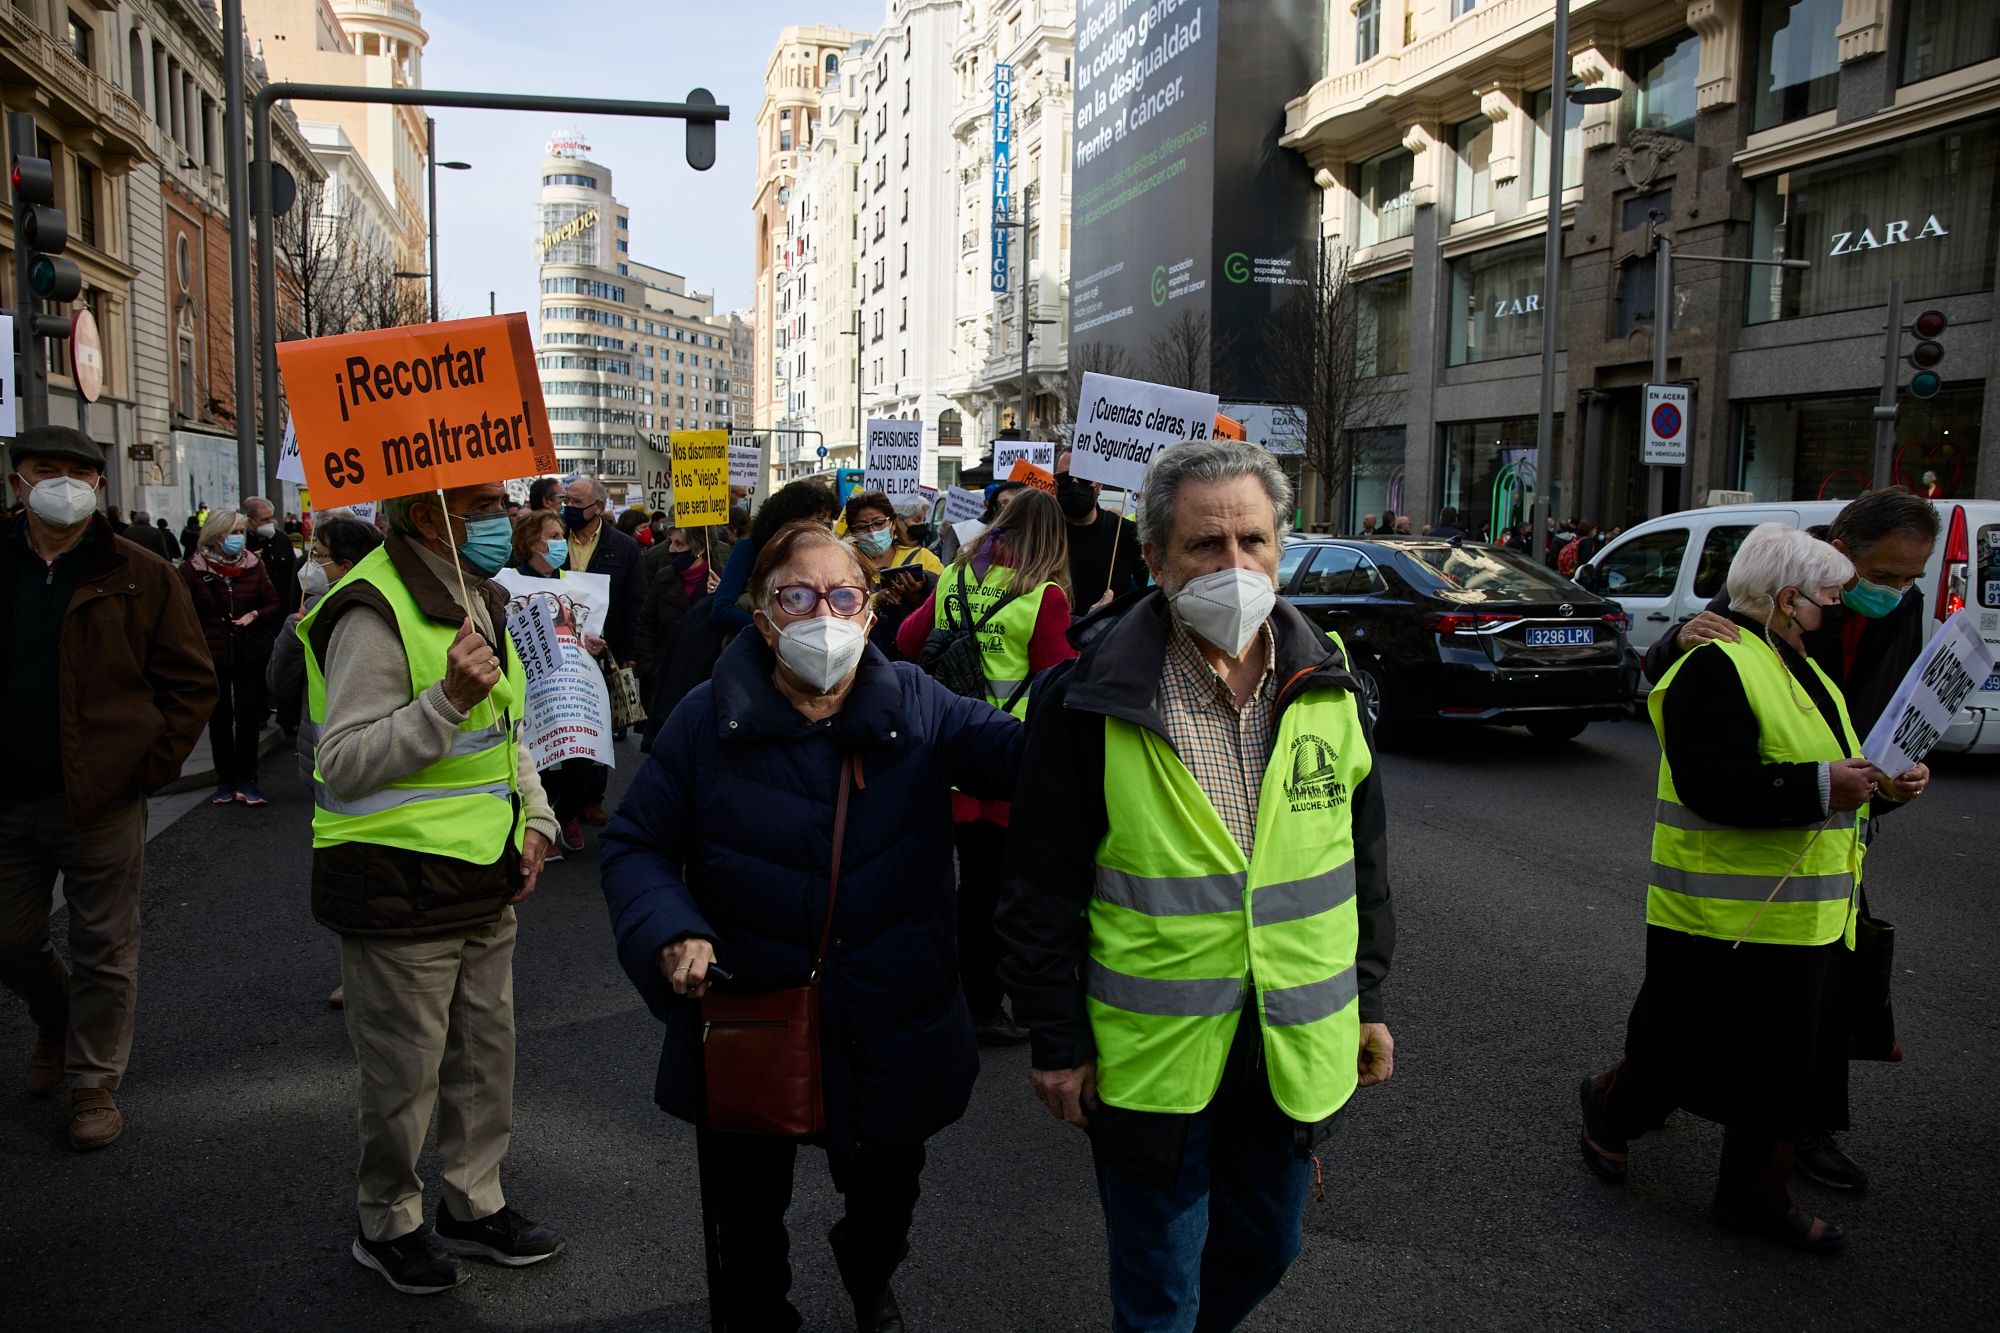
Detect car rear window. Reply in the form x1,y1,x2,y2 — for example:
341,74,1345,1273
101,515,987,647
1400,544,1580,595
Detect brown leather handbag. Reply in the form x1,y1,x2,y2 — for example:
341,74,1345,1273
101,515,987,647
699,754,852,1137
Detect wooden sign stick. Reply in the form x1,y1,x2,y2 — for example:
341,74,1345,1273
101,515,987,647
1731,813,1836,949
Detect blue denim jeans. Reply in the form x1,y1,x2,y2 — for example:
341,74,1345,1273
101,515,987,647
1090,1019,1314,1333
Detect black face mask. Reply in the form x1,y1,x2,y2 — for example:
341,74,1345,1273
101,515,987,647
1057,481,1098,519
905,524,933,547
669,549,696,574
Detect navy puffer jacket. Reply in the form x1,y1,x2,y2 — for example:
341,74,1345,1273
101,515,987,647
602,630,1026,1152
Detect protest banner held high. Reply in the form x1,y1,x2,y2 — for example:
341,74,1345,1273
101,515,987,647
865,419,923,500
670,430,731,526
1067,371,1221,494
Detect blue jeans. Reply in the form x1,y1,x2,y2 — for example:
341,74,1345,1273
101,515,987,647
1091,1019,1314,1333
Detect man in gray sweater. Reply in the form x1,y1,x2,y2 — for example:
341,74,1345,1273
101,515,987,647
299,481,565,1295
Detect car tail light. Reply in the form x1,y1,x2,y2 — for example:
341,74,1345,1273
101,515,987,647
1423,611,1522,634
1938,504,1968,622
1602,610,1631,632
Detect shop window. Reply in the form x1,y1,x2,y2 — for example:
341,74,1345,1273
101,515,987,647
1355,0,1380,64
1746,117,2000,323
1447,235,1569,366
1453,116,1493,220
1735,386,1983,501
1595,528,1687,597
1439,418,1562,540
1902,0,2000,84
1751,0,1842,132
1356,272,1411,377
1527,89,1584,196
1356,148,1414,246
1346,427,1406,532
1632,30,1700,140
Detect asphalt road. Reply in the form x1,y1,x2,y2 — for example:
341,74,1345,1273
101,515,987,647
4,718,1995,1331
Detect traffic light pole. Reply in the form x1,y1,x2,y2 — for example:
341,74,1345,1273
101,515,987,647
1873,278,1903,491
233,82,727,503
8,111,43,431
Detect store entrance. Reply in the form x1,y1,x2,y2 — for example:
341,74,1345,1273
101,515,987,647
1582,385,1692,529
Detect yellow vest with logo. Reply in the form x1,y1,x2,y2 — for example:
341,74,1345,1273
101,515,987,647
1647,635,1864,948
1089,685,1372,1122
933,563,1055,718
298,546,526,864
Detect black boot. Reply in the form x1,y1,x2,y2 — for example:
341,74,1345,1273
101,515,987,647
849,1283,905,1333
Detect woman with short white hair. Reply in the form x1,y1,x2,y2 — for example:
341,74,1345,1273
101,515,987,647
1577,522,1929,1253
176,506,283,805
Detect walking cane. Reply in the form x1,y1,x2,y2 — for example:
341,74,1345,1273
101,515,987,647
693,1018,726,1333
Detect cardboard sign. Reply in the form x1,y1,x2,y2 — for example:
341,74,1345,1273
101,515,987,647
728,442,761,489
669,429,730,527
494,570,614,771
275,313,556,506
1069,372,1219,493
276,413,307,484
993,439,1055,478
1213,412,1246,441
864,419,923,500
0,314,13,439
1008,458,1057,495
1862,609,1996,777
941,487,986,527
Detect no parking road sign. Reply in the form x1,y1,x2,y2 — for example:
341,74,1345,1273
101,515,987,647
1643,383,1691,466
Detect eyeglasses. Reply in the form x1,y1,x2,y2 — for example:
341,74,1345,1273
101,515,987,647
773,584,870,618
850,515,893,534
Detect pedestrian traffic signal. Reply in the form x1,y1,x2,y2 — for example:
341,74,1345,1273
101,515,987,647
1906,309,1945,399
11,151,82,329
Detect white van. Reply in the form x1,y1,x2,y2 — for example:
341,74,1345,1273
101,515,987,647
1577,498,2000,755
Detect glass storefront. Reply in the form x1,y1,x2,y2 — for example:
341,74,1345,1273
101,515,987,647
1357,271,1411,377
1902,0,2000,85
1357,148,1415,246
1439,417,1562,539
1751,0,1842,131
1447,235,1569,366
1747,116,2000,322
1345,427,1406,531
1734,385,1984,501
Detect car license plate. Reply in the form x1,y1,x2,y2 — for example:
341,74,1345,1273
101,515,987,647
1527,626,1595,647
1984,670,2000,694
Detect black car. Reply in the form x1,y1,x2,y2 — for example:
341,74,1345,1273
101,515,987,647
1279,535,1637,743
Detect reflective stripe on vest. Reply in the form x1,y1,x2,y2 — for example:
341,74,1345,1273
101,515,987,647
1645,635,1864,948
298,546,526,865
933,563,1054,718
1089,687,1372,1122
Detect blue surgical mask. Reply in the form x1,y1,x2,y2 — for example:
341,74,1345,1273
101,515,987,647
457,514,513,575
1840,576,1903,619
856,528,894,557
543,539,569,571
220,533,246,558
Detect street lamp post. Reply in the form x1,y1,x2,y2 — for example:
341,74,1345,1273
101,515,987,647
423,117,471,322
995,195,1059,439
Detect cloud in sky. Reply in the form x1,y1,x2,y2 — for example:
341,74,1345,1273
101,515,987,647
422,0,886,324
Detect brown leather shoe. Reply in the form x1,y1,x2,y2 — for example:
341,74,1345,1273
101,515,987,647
328,984,345,1009
580,806,610,826
26,1029,65,1096
69,1087,123,1150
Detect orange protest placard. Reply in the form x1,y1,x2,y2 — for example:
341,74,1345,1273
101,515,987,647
275,313,556,507
1008,458,1057,495
1213,412,1246,441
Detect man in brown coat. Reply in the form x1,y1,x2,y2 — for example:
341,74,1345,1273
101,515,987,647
0,425,217,1149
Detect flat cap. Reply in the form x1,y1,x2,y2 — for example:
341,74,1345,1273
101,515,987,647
13,424,105,468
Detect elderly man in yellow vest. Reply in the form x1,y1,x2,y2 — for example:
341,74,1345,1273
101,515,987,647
299,481,566,1295
999,440,1397,1332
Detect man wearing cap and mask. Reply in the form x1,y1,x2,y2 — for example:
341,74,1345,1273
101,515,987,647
0,425,216,1151
998,439,1396,1331
298,482,566,1293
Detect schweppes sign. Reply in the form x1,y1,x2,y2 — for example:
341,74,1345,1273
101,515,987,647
537,208,600,255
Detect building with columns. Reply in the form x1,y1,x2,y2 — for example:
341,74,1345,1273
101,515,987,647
804,35,870,475
1282,0,1999,535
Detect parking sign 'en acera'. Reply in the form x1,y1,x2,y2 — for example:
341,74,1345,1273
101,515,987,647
276,313,557,506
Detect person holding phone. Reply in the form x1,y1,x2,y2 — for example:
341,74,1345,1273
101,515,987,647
843,491,940,660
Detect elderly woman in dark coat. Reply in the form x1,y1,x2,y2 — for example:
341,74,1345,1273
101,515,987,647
601,521,1025,1333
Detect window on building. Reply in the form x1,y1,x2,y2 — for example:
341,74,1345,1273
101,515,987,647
1902,0,2000,84
1453,115,1493,220
1746,116,1999,322
1751,0,1842,131
66,11,91,68
1356,148,1415,246
1447,234,1570,365
75,161,98,248
827,53,840,76
1356,0,1381,63
1356,271,1411,377
900,242,908,276
902,133,910,167
127,29,144,104
1451,0,1478,15
176,320,197,418
901,187,909,221
1440,417,1563,539
1632,30,1701,140
1738,385,1983,501
1345,428,1405,531
1528,88,1585,195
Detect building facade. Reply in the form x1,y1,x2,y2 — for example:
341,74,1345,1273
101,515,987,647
805,38,869,474
1282,0,2000,537
533,135,736,500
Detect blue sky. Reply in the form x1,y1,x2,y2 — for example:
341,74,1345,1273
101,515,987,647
423,0,885,322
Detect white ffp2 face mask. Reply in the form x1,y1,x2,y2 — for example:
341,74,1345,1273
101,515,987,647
299,560,330,599
1172,567,1277,657
776,614,871,692
20,475,98,529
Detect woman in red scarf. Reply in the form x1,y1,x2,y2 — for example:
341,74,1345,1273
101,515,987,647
176,508,282,805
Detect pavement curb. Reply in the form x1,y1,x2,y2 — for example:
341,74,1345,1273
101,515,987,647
159,726,290,796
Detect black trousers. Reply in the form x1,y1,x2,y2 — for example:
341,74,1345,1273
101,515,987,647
1594,1057,1792,1211
547,759,592,825
702,1130,926,1332
953,819,1008,1023
208,656,268,785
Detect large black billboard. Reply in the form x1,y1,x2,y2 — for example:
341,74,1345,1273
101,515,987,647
1068,0,1323,401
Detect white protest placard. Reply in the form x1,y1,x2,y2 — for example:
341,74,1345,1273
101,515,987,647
0,314,12,437
864,419,923,500
493,569,615,771
728,442,761,489
1861,609,1996,777
993,439,1056,478
941,487,986,527
276,413,307,484
1069,372,1220,493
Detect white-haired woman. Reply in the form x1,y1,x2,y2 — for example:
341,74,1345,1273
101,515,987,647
1578,523,1929,1253
177,507,282,805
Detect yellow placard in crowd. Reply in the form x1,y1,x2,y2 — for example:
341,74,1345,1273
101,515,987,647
670,430,731,527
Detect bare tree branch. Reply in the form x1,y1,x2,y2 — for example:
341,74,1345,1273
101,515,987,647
1053,339,1134,446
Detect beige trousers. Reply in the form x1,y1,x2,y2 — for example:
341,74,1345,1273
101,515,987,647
340,907,517,1243
0,793,147,1089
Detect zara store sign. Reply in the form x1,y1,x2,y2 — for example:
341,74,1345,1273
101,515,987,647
1828,214,1948,257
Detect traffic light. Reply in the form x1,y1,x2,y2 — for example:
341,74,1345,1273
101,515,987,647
12,151,81,334
1906,309,1945,399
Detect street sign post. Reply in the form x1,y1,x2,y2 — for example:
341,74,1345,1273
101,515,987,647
1642,383,1691,467
70,308,103,404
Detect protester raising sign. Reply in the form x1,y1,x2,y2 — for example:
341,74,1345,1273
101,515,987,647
1862,610,1997,778
670,429,730,527
276,313,555,506
940,487,986,527
728,441,761,490
993,438,1055,478
864,419,923,500
1068,372,1220,493
1008,458,1057,496
493,569,615,771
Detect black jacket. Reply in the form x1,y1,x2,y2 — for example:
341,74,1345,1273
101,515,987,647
1645,588,1928,735
249,527,302,617
996,591,1395,1159
579,521,644,664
